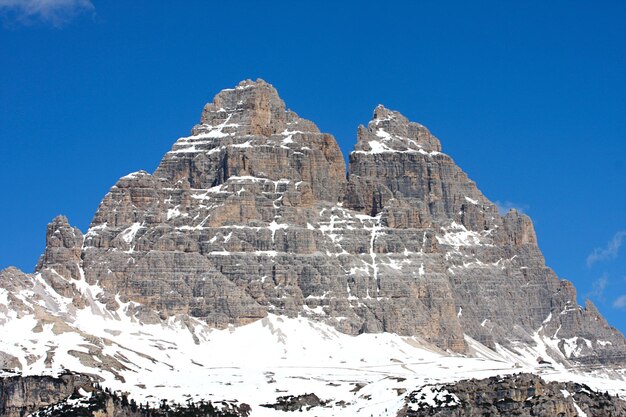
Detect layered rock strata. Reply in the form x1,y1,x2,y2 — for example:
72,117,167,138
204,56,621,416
5,79,625,366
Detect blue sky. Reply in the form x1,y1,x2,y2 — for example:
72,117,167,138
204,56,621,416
1,1,624,334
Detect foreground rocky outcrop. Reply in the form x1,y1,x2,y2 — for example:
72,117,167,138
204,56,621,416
1,78,625,373
0,373,250,417
401,373,626,417
0,372,92,417
5,372,626,417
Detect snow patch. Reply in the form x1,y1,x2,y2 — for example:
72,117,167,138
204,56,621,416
436,222,484,247
119,223,142,251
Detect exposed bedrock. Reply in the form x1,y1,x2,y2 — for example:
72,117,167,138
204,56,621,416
18,79,625,363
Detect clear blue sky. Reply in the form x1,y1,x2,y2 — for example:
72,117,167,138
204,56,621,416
1,1,624,334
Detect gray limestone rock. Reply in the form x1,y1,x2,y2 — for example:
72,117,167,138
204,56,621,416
5,79,626,366
35,215,83,281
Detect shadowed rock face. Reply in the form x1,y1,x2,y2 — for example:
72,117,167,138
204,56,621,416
0,372,92,417
0,373,251,417
9,79,626,363
400,373,626,417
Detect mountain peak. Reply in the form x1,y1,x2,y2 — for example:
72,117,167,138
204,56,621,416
352,105,441,154
211,78,285,113
192,79,299,138
154,79,346,199
372,104,405,123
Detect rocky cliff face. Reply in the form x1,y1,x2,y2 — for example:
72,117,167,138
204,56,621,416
400,373,626,417
4,79,626,368
0,372,92,417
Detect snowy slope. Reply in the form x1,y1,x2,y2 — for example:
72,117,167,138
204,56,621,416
1,271,625,416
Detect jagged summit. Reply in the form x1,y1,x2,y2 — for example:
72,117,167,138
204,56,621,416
152,79,345,202
34,214,83,281
192,78,319,138
354,104,442,154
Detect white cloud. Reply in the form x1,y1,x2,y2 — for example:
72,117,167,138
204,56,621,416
587,274,608,302
494,200,528,215
613,295,626,310
0,0,94,26
586,230,626,267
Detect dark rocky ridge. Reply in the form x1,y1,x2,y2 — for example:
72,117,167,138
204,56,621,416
400,373,626,417
2,78,624,366
0,372,92,417
0,372,250,417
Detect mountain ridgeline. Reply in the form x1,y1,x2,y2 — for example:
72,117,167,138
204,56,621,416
3,79,625,370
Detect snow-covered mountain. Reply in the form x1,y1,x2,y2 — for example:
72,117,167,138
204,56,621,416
1,79,625,416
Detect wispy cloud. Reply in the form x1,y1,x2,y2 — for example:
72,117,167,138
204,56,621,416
0,0,94,27
587,274,608,302
494,200,528,215
587,230,626,267
613,295,626,310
